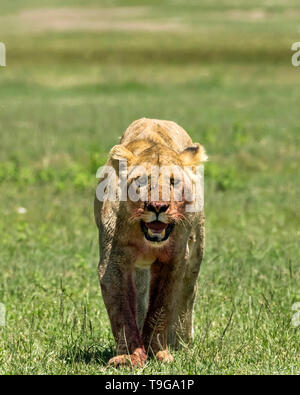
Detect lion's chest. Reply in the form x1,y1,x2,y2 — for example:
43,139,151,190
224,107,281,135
134,242,175,268
135,257,155,269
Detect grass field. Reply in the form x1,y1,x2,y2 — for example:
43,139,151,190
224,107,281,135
0,0,299,375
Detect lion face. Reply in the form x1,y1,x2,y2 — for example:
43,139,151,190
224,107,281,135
110,140,207,247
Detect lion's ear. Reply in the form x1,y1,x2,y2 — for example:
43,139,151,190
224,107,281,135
110,144,134,163
180,143,207,166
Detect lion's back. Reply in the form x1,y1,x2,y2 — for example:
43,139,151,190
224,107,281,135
120,118,193,153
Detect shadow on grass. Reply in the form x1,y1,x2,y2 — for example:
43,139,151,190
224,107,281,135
60,344,114,366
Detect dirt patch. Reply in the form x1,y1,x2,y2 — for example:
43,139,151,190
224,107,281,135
16,7,182,33
226,9,270,21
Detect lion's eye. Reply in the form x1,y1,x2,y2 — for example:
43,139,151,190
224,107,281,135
135,175,148,187
170,178,181,186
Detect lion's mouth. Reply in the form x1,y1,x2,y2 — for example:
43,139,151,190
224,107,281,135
140,220,174,243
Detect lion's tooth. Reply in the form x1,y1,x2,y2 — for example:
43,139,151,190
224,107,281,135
161,229,165,238
148,229,154,236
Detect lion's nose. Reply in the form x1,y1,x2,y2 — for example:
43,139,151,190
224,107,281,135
146,202,169,214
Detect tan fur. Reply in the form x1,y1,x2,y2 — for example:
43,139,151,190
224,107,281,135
94,118,206,367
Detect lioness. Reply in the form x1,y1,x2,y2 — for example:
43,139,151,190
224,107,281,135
94,118,207,367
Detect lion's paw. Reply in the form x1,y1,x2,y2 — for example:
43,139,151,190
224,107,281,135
155,350,174,363
108,348,147,368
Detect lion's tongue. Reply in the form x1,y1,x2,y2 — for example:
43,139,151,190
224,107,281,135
145,221,168,232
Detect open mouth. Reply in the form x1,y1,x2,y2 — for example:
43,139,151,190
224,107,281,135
140,220,174,243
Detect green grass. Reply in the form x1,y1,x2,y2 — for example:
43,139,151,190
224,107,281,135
0,0,299,375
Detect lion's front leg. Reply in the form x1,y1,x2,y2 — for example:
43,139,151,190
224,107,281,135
169,219,205,348
99,257,147,367
142,260,183,363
